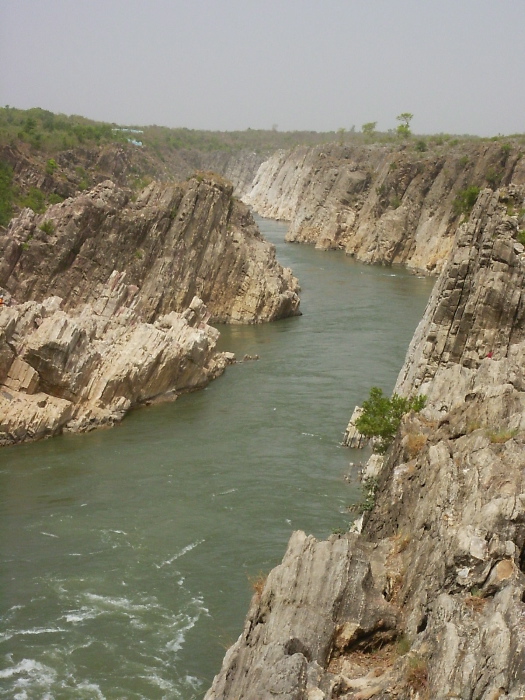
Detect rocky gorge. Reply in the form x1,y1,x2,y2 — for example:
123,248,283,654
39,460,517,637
244,141,525,275
0,173,300,445
205,186,525,698
2,127,525,697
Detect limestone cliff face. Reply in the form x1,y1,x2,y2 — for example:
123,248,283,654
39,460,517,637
0,174,300,324
245,142,525,274
0,141,264,209
205,188,525,698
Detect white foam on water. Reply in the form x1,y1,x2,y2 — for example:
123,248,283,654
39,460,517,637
63,607,100,624
155,539,204,568
0,626,66,643
75,680,106,699
0,657,57,698
218,488,238,496
138,671,177,693
82,592,155,612
39,531,59,538
165,599,209,654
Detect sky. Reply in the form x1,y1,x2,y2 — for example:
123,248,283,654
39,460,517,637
1,0,524,136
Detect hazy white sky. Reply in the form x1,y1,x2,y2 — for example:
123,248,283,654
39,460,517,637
1,0,524,136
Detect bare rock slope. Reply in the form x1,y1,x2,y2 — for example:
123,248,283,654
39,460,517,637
205,188,525,699
0,174,300,324
245,142,525,274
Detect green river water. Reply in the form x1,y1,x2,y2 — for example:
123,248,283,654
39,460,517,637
0,216,435,699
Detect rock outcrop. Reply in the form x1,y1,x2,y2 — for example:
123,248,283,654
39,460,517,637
0,281,227,446
0,172,300,445
205,188,525,698
0,141,264,206
0,174,300,324
244,142,525,274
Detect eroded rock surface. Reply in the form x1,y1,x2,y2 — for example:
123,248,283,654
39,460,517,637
244,142,525,274
206,188,525,698
0,279,227,445
0,172,300,444
0,174,300,324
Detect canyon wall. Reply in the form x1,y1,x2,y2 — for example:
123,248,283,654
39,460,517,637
205,188,525,698
0,141,264,205
244,141,525,274
0,174,300,445
0,174,300,324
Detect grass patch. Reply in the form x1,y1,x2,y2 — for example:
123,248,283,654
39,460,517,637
488,427,518,444
247,572,267,598
39,220,55,235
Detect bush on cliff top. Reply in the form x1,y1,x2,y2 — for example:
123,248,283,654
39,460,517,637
355,387,426,454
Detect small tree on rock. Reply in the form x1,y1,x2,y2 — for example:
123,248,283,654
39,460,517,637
355,387,426,454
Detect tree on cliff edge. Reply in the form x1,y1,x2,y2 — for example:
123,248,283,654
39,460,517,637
396,112,413,138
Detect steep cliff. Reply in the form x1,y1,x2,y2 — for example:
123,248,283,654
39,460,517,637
0,173,300,445
0,174,300,324
205,188,525,698
245,142,525,274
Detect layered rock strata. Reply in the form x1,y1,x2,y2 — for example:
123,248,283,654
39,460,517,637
0,174,300,324
0,173,300,445
205,188,525,698
0,141,264,206
0,283,228,446
244,142,525,274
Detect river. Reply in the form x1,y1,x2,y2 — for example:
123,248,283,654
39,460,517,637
0,216,434,699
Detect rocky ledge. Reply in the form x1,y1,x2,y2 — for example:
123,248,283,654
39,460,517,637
0,279,228,446
0,172,301,445
205,187,525,699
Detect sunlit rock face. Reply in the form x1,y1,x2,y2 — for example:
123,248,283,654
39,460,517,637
0,174,300,324
0,289,228,446
245,141,525,274
0,173,300,445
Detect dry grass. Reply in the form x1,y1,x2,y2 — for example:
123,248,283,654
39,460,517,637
405,433,428,458
406,655,428,693
327,644,396,675
487,427,518,444
464,589,488,613
247,572,267,597
393,532,411,554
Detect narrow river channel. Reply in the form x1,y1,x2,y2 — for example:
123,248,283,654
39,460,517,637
0,216,435,699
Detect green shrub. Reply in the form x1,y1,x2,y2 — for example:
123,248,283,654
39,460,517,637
486,167,503,188
45,158,58,175
453,186,481,216
39,220,55,235
414,140,427,152
20,187,46,213
390,195,402,209
0,160,14,226
518,230,525,245
355,387,427,454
